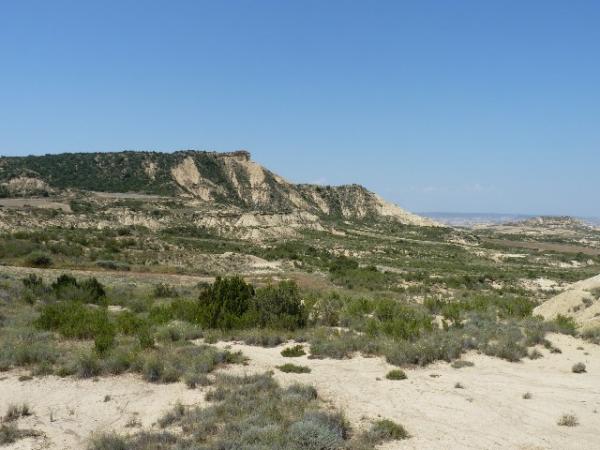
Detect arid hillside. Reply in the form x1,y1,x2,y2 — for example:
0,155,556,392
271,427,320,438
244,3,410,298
0,150,436,227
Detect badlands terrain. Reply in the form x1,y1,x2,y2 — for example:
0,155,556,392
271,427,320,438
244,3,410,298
0,151,599,449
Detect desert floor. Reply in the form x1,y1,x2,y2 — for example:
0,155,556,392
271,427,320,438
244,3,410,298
1,333,599,450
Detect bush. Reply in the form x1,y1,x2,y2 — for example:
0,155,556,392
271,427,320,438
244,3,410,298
252,281,306,330
0,423,40,445
552,314,577,336
528,349,543,360
451,360,474,369
153,283,178,298
87,433,129,450
51,274,79,292
77,352,102,378
137,327,155,349
26,251,52,267
281,345,306,357
36,301,115,341
50,275,106,304
572,362,586,373
94,329,116,355
557,414,578,427
96,260,130,271
366,419,409,442
385,369,407,380
288,411,349,450
22,274,44,289
198,276,255,329
311,293,343,326
277,363,311,373
582,326,600,344
142,355,164,383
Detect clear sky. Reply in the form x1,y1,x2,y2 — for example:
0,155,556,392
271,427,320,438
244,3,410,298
1,1,598,217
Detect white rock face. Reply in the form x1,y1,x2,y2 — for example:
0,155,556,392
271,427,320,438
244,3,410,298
4,176,52,195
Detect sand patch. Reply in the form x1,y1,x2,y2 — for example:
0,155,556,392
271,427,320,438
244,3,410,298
0,372,207,450
214,333,600,449
534,273,600,330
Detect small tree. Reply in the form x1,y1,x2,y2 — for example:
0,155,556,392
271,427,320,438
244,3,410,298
198,276,255,329
253,280,306,330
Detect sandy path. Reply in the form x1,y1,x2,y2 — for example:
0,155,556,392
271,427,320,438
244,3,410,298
0,372,207,449
214,333,600,450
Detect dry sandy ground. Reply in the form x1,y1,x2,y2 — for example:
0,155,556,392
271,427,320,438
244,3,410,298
214,334,600,450
2,334,599,450
0,198,71,212
534,273,600,330
0,372,207,449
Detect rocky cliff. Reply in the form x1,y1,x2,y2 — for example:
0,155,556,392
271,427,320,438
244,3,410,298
0,150,437,227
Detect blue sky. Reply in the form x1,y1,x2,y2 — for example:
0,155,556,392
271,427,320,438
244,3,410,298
1,1,598,216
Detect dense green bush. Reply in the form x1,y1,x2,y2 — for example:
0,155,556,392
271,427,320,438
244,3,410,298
277,363,311,373
25,251,53,267
281,344,306,357
21,274,43,290
198,276,255,329
149,277,307,331
35,301,115,343
251,280,306,330
50,274,106,304
96,260,131,271
551,314,578,335
385,369,407,380
366,419,409,442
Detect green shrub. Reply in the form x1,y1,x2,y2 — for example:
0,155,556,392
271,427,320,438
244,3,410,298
87,433,129,450
281,345,306,357
582,326,600,344
50,275,106,304
288,415,346,449
572,362,586,373
385,369,407,380
277,363,311,373
115,311,147,336
76,352,102,378
328,255,359,273
94,329,116,354
366,419,409,442
451,360,475,369
137,327,155,349
198,276,255,329
552,314,577,336
557,414,578,427
25,251,53,267
252,280,306,330
142,355,164,382
51,274,78,292
0,423,40,445
96,260,130,271
21,274,44,289
36,302,115,341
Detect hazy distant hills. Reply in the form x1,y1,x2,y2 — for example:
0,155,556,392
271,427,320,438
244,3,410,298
421,212,600,228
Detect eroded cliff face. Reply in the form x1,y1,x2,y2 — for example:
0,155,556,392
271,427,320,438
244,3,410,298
165,151,437,226
0,150,439,231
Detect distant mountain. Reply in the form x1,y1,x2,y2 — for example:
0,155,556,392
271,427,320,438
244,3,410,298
0,150,437,227
421,212,600,229
419,212,534,227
